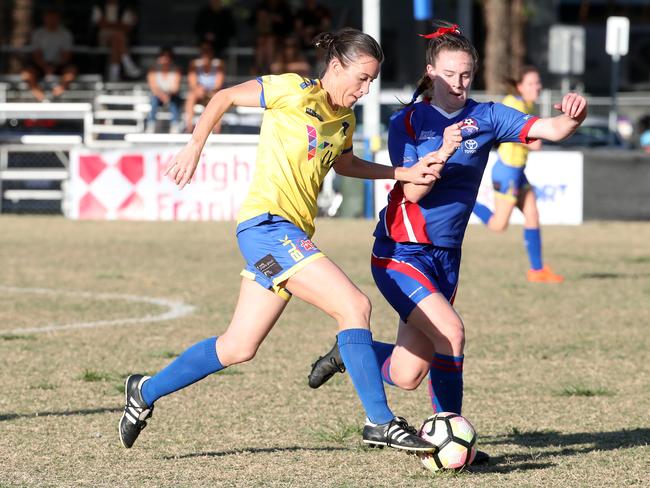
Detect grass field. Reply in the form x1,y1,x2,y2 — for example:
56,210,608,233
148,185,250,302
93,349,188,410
1,216,649,487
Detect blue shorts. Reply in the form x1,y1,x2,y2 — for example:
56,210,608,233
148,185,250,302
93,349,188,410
236,214,325,300
491,158,530,202
371,238,460,322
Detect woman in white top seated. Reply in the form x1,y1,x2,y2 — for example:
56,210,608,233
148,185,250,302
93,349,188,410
185,41,225,133
146,47,182,133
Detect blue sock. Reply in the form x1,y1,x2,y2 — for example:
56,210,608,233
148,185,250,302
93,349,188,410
371,341,395,386
372,340,394,367
380,356,395,386
337,329,394,425
428,353,464,414
524,228,543,270
473,202,493,225
141,336,223,406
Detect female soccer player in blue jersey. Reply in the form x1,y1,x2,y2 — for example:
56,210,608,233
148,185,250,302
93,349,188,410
119,28,446,453
308,23,587,464
472,65,564,283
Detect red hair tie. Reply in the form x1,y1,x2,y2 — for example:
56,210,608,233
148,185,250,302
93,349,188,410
418,24,460,39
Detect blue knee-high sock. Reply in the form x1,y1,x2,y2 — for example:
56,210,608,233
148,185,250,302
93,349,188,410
380,356,396,386
141,336,223,406
428,353,464,414
337,329,394,425
524,228,543,270
473,202,493,225
371,341,395,386
372,340,394,365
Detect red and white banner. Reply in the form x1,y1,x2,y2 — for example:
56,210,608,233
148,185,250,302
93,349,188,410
66,145,257,220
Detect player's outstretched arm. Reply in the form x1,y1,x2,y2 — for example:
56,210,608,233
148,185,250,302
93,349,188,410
528,92,588,142
165,80,262,189
402,123,462,203
333,152,441,185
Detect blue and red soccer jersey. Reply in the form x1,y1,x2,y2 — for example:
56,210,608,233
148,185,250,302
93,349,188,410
374,99,538,248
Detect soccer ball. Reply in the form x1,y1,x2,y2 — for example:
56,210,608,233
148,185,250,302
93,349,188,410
418,412,477,472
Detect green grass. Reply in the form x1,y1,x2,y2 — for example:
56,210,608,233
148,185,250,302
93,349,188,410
558,385,614,397
0,334,36,341
1,217,649,487
78,369,115,383
309,421,364,444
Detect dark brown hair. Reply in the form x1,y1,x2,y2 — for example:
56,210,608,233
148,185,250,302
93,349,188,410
503,65,539,96
314,28,384,75
407,21,479,106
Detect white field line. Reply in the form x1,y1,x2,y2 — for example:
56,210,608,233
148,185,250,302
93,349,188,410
1,286,196,334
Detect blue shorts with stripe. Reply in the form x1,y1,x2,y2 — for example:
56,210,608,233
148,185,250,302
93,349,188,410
491,158,530,202
371,238,461,322
236,213,324,300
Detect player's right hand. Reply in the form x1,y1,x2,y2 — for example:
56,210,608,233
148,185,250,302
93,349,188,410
440,123,463,158
403,159,438,185
164,141,202,189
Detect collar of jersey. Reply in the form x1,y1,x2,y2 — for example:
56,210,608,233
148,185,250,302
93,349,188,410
429,103,464,119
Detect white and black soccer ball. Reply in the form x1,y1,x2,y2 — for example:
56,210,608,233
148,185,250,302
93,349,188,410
418,412,478,472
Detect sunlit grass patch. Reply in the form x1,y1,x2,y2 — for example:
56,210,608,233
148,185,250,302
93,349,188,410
0,333,36,341
558,385,614,397
310,421,363,444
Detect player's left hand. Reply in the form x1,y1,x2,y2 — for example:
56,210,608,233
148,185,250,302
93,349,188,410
440,123,463,158
554,92,587,124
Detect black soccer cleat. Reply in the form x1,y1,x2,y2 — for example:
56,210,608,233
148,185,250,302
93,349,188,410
119,374,154,449
472,449,490,465
307,341,345,389
363,416,436,452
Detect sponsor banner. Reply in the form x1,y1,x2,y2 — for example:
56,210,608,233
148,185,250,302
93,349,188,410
67,145,257,220
374,150,583,225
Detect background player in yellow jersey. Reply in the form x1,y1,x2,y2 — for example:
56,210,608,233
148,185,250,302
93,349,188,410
472,66,564,283
119,28,454,453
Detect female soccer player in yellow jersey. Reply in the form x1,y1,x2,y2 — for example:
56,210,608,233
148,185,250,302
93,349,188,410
119,28,456,452
472,66,564,283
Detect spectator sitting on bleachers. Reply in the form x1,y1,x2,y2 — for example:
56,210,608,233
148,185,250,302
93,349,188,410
193,0,236,59
146,47,182,134
21,8,77,102
294,0,332,50
251,0,294,74
185,41,225,133
92,0,141,81
270,37,311,77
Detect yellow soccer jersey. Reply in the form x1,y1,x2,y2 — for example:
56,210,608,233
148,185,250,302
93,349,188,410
237,73,356,237
497,94,536,168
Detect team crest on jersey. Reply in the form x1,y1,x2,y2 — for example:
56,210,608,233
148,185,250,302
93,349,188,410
460,117,479,136
307,125,331,161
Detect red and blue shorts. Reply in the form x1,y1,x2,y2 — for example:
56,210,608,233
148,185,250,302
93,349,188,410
371,237,460,322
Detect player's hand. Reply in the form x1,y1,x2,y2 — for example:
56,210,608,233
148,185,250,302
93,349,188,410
553,92,588,124
165,141,202,189
440,123,463,158
406,156,443,185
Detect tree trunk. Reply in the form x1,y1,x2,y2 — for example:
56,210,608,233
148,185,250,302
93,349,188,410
510,0,526,79
483,0,511,94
